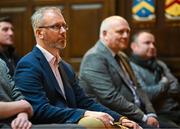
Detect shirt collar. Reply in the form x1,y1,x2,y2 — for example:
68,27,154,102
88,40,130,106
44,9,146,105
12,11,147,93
100,39,116,57
36,44,61,64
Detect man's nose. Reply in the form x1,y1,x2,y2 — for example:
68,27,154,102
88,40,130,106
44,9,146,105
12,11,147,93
60,27,67,34
8,29,14,36
150,43,155,48
122,32,128,38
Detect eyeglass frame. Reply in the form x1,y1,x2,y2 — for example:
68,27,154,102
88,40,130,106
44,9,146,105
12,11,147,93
38,23,68,32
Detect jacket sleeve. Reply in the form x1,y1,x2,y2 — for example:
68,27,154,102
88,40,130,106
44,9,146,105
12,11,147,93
79,53,146,122
0,58,24,101
130,61,169,101
158,60,180,101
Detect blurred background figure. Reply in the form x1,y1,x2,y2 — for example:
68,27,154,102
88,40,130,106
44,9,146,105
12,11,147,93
130,31,180,127
0,16,20,76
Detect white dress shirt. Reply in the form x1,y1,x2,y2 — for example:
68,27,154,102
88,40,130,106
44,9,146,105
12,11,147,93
36,44,66,99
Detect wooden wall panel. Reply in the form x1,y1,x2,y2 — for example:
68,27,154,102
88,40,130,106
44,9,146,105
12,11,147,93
64,0,115,71
69,3,103,57
67,2,107,70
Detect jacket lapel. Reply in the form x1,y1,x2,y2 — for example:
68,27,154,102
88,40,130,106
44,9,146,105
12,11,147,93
33,47,66,101
58,62,76,107
96,41,132,88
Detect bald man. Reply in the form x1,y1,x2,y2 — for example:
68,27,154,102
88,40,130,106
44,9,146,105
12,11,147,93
79,16,174,128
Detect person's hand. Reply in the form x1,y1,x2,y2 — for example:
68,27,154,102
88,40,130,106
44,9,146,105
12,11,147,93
121,118,143,129
11,112,32,129
19,100,33,117
160,76,169,84
146,116,159,128
159,76,169,92
84,110,114,128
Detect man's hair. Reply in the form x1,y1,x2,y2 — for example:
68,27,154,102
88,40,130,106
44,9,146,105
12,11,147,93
131,30,152,43
31,6,62,30
99,16,128,39
0,16,12,23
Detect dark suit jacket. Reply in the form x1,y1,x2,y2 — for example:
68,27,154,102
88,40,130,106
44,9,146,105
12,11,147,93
79,40,156,122
14,46,121,124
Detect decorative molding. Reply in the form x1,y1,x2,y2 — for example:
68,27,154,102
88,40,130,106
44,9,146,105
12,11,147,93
72,4,102,10
0,7,26,13
35,5,64,11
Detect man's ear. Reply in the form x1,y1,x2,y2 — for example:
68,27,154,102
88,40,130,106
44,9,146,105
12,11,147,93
130,42,137,51
103,30,107,36
103,30,108,40
35,29,44,39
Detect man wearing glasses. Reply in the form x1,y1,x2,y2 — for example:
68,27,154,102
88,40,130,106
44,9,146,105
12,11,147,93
14,7,141,129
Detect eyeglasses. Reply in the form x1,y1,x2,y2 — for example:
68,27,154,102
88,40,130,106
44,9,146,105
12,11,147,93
38,24,68,32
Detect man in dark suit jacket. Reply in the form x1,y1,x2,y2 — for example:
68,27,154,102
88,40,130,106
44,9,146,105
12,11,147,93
14,7,140,129
0,57,86,129
79,16,173,128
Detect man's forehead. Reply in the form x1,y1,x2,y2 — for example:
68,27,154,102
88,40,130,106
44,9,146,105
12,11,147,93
139,33,154,40
0,22,13,28
43,11,64,22
111,18,130,28
44,9,62,17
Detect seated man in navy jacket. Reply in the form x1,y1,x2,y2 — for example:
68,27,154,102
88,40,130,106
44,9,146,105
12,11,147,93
14,6,140,129
0,58,85,129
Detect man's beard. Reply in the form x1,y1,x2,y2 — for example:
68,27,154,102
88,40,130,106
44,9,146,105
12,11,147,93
46,40,66,50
